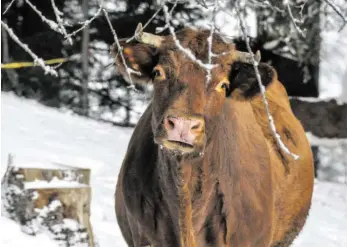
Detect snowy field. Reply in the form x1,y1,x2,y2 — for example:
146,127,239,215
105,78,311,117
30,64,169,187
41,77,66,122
1,92,347,247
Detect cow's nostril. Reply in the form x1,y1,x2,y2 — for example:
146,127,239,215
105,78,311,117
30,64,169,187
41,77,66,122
168,119,175,129
164,117,176,130
190,120,203,132
191,123,201,130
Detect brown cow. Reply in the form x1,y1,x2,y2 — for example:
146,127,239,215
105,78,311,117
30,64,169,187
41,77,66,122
113,24,314,247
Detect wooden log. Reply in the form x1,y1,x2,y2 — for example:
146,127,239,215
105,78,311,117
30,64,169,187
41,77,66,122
17,166,90,185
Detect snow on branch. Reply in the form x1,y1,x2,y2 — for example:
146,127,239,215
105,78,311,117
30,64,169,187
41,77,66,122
249,0,285,13
65,1,103,40
284,0,306,38
235,5,299,160
323,0,347,31
1,20,58,76
162,5,215,71
126,6,164,43
24,0,62,34
101,6,140,90
206,0,218,84
50,0,72,45
155,0,180,34
2,0,16,15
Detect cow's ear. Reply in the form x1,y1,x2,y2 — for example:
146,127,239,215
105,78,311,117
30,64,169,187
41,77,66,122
228,62,275,99
111,40,159,84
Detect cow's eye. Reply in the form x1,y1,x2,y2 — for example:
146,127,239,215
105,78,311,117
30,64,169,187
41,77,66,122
216,81,231,97
221,83,228,90
153,69,161,77
151,66,165,81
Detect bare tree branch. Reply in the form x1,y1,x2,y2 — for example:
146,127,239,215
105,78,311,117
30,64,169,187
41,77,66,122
65,1,103,39
206,0,218,84
2,0,16,15
126,5,164,43
51,0,72,45
1,20,58,76
155,0,180,34
323,0,347,31
101,6,140,90
249,0,285,13
24,0,62,34
162,4,215,71
284,0,306,38
236,4,299,160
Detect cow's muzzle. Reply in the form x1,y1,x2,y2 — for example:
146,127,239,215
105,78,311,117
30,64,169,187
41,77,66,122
158,115,205,153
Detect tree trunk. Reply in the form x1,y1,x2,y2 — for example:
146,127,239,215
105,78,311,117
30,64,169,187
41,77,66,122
81,0,90,116
1,18,18,90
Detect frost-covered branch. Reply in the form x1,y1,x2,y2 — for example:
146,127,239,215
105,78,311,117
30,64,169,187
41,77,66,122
249,0,285,13
323,0,347,31
51,0,72,45
206,0,218,84
284,0,306,38
24,0,62,34
236,5,299,160
156,0,182,34
2,0,16,15
126,5,164,43
162,5,215,71
1,20,58,76
102,7,140,90
65,1,103,39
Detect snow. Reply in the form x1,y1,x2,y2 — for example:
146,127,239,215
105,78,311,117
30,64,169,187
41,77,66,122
1,91,347,246
306,132,347,147
0,217,58,247
24,177,88,189
292,181,347,247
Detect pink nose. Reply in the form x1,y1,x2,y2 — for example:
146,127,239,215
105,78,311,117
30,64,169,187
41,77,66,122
164,116,204,146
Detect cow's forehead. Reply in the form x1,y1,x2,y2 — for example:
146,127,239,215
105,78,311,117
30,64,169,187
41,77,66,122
156,46,231,86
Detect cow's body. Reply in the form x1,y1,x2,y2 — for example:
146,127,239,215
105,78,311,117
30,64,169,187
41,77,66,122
114,26,314,247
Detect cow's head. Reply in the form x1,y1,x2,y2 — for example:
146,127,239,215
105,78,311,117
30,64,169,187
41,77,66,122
111,24,275,157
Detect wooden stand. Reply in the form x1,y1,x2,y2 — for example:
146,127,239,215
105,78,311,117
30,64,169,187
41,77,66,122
1,154,94,247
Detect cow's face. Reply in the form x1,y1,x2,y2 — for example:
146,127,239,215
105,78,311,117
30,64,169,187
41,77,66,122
112,26,274,157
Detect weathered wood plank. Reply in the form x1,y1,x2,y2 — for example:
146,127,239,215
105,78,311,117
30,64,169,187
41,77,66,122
17,167,90,185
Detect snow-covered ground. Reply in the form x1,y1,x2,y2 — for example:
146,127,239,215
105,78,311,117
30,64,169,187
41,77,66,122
1,92,347,247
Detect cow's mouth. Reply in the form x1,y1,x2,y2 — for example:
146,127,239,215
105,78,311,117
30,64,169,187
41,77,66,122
161,140,195,153
167,140,194,148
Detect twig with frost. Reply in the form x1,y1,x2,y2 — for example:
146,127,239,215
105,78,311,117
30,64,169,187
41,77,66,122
284,0,306,38
236,5,299,160
249,0,285,13
206,0,218,85
323,0,347,31
156,0,180,34
51,0,72,45
2,0,16,15
65,1,103,39
162,5,215,71
24,0,62,34
126,5,164,43
1,20,58,76
101,7,140,90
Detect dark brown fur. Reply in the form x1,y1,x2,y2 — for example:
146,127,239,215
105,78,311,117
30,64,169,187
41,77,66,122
113,28,314,247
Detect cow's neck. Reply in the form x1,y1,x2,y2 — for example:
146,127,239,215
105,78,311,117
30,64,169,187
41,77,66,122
158,145,219,247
